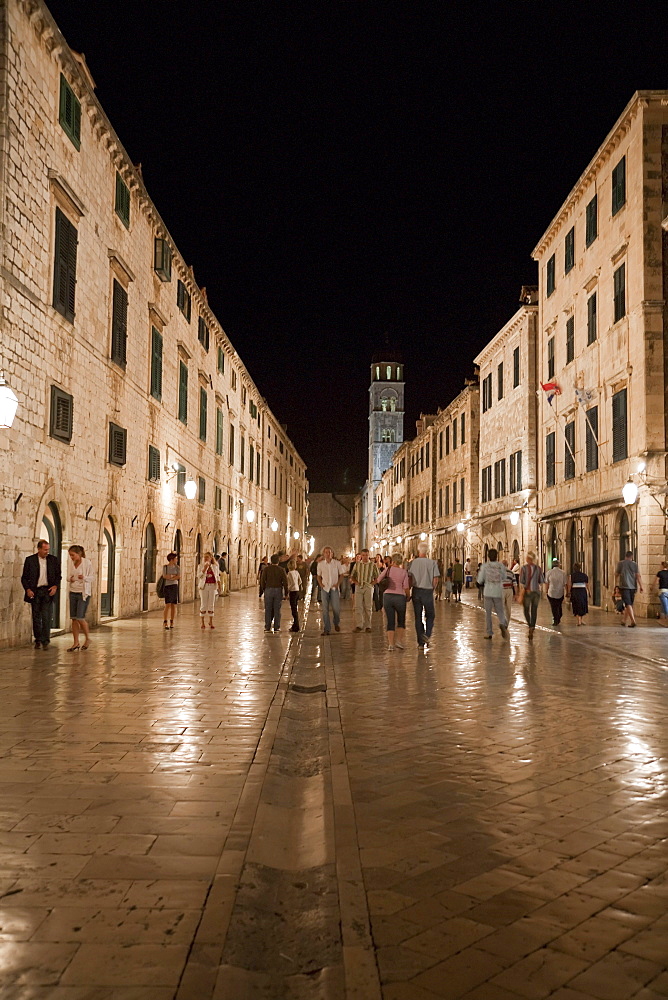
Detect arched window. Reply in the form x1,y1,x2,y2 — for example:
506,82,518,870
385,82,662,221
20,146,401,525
381,398,389,412
618,509,630,560
397,365,403,380
375,365,380,380
381,429,395,443
386,365,392,380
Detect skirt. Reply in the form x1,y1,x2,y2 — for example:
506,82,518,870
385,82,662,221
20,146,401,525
571,589,588,617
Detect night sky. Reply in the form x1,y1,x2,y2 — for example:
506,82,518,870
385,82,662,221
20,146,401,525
46,1,667,491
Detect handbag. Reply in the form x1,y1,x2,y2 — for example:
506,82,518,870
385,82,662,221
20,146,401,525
156,573,166,599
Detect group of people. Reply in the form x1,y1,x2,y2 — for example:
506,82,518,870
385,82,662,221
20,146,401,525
21,540,94,650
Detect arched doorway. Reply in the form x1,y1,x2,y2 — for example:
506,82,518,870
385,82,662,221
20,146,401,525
548,525,558,568
195,533,202,598
592,517,601,606
567,520,578,574
143,522,157,611
214,533,220,557
618,509,631,560
173,529,182,562
41,501,62,628
100,516,116,617
512,539,520,568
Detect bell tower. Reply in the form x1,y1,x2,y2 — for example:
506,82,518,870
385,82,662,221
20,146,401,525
369,353,405,488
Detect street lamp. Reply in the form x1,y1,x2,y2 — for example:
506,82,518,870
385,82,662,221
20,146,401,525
396,535,402,544
271,519,278,532
183,478,197,500
246,509,255,523
622,479,638,505
420,531,427,541
0,371,18,428
509,510,520,526
456,521,466,533
293,530,300,540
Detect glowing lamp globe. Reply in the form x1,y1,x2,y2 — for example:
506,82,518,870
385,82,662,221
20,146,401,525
420,531,427,541
246,509,255,523
622,480,638,505
271,519,278,532
293,531,300,539
456,521,465,533
396,536,402,544
183,479,197,500
0,372,18,428
509,510,520,526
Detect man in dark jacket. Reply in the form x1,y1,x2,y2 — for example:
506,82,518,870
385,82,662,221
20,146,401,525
21,539,61,648
259,555,289,632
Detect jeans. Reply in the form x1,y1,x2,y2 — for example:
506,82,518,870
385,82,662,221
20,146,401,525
660,592,668,617
548,595,564,624
355,584,374,629
412,587,435,643
311,576,321,602
523,590,541,627
264,587,283,630
321,588,340,632
484,595,507,634
503,588,513,625
383,593,406,631
289,591,300,629
452,581,462,600
30,587,53,643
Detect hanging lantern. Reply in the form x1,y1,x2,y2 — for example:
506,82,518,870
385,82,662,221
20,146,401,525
183,479,197,500
0,371,18,428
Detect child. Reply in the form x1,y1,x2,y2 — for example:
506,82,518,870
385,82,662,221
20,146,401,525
445,566,454,602
287,560,301,632
612,586,625,619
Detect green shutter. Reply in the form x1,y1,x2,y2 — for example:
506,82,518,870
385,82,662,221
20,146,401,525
587,293,597,344
59,74,81,149
612,389,627,462
111,280,128,368
148,445,161,481
199,387,207,441
586,407,598,472
150,327,163,400
216,407,223,455
178,361,188,423
53,207,78,322
115,173,130,227
546,432,555,487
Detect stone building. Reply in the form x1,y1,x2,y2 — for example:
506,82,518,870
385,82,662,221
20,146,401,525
474,288,540,566
432,384,480,568
532,91,668,613
368,353,405,488
0,0,307,647
307,493,355,559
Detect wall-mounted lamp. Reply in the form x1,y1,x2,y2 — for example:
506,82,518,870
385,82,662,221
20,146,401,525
456,521,466,533
293,530,300,540
271,519,278,532
246,509,255,523
0,371,18,428
509,510,520,526
622,479,639,506
184,479,197,500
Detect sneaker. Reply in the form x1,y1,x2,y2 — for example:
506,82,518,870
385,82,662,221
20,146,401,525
334,625,340,632
34,641,41,649
395,642,405,649
500,625,508,639
387,645,395,651
365,627,372,633
264,628,272,632
354,626,363,632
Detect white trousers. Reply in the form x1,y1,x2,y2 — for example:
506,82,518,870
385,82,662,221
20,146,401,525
354,585,374,629
200,583,217,614
503,588,513,625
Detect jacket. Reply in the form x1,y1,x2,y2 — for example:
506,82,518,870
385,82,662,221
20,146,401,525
198,561,220,589
67,557,95,600
260,564,289,596
21,552,61,602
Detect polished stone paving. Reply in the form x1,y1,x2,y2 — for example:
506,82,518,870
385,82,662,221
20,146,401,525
0,589,667,998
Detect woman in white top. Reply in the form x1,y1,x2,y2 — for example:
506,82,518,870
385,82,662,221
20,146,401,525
67,544,95,651
197,552,220,629
287,559,301,633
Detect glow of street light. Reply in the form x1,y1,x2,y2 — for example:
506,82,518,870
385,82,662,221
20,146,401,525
420,532,427,541
183,478,197,500
509,510,520,526
396,536,402,544
0,372,18,428
246,509,255,523
293,530,300,539
271,519,279,532
456,521,465,533
637,460,646,474
622,479,638,505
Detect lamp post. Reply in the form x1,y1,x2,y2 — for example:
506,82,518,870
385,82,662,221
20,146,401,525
183,479,197,500
0,371,18,428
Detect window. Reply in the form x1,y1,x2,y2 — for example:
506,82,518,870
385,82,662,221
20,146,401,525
59,74,81,149
452,419,458,450
546,432,556,487
231,369,237,391
585,406,599,472
612,155,626,215
199,387,207,442
587,292,597,345
178,361,188,424
240,436,245,475
215,407,223,455
217,347,225,373
114,173,130,228
175,463,186,496
249,443,255,482
177,279,191,321
612,388,627,462
228,494,234,516
148,445,161,482
482,373,493,412
215,486,222,511
546,254,556,297
198,476,206,504
438,488,443,517
425,442,430,467
110,279,128,368
586,194,597,247
445,484,450,515
566,316,574,365
509,450,522,493
49,385,73,442
494,459,506,499
564,227,575,273
150,327,163,400
497,362,504,400
613,263,626,322
460,479,465,512
445,426,450,454
257,457,261,486
381,429,395,442
109,423,127,466
249,399,258,418
229,423,235,465
53,207,78,322
564,421,575,480
547,337,555,380
452,487,457,514
386,365,392,379
154,237,172,281
461,413,465,444
420,498,424,523
198,317,210,351
481,466,492,503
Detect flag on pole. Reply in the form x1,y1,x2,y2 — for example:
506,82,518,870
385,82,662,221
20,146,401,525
541,381,561,405
575,387,596,405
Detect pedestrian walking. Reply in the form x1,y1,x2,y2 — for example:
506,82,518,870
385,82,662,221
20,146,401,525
408,543,440,648
373,554,386,611
21,538,61,649
161,551,180,629
444,565,454,602
287,559,301,632
297,555,310,597
349,548,378,632
257,556,268,599
568,563,590,625
477,549,509,639
452,558,464,601
260,554,289,632
546,558,568,625
615,551,643,627
66,544,95,650
464,558,472,589
339,556,351,600
435,558,444,600
476,563,484,600
655,560,668,626
518,552,545,638
501,559,515,625
310,554,322,603
377,553,410,651
198,552,220,629
218,551,229,596
317,547,343,635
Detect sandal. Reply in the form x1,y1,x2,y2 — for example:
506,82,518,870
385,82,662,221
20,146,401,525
164,621,169,629
67,645,80,652
81,644,89,650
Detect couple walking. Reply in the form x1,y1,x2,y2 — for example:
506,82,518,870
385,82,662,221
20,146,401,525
22,540,94,650
377,544,440,651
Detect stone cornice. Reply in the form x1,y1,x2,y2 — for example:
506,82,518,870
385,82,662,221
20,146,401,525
47,168,86,219
531,91,664,260
473,304,536,368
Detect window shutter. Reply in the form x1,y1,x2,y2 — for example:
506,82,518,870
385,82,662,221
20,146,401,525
513,346,520,387
111,280,128,368
115,173,130,227
587,293,597,344
53,208,78,322
586,406,599,472
59,74,81,149
150,327,163,400
516,451,522,491
199,387,207,441
148,445,161,482
154,238,172,281
178,361,188,423
109,423,127,466
564,422,575,480
216,407,223,455
612,389,627,462
546,433,555,487
50,386,73,442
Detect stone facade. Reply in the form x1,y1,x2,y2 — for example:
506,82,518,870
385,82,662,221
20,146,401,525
307,493,355,559
0,0,307,647
474,289,540,567
532,91,668,613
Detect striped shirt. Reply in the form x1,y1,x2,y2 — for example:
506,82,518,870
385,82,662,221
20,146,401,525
350,560,378,587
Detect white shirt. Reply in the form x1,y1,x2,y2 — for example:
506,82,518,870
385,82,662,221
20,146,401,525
37,555,49,587
546,567,568,599
477,561,505,598
67,557,95,599
318,559,342,592
288,569,301,592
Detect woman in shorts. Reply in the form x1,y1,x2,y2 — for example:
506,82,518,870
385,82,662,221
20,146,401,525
67,544,95,651
162,552,180,629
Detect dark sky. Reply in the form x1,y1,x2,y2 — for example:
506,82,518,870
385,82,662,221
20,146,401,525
47,1,667,491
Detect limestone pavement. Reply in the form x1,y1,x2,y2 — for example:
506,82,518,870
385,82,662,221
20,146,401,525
0,588,667,998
